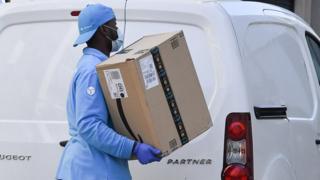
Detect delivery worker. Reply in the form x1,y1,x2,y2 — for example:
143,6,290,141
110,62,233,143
56,4,161,180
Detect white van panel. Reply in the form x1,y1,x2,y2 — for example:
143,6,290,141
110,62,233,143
244,23,313,118
0,1,230,179
260,155,296,180
0,142,61,180
243,20,320,180
242,21,312,180
2,0,303,179
0,22,78,121
0,11,80,180
224,2,320,178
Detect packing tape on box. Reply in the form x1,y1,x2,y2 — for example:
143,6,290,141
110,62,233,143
150,47,189,145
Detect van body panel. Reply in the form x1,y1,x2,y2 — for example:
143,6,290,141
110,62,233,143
0,0,319,179
221,1,320,179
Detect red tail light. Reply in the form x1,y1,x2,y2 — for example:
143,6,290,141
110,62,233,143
224,165,249,180
228,121,246,140
71,11,81,16
222,113,253,180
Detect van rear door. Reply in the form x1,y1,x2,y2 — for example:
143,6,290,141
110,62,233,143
224,5,320,180
305,31,320,162
0,0,221,179
0,2,81,179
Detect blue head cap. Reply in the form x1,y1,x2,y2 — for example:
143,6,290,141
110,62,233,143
73,4,115,47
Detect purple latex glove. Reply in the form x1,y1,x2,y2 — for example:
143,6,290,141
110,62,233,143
133,142,162,164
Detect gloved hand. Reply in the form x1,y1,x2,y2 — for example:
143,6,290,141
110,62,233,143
133,142,162,164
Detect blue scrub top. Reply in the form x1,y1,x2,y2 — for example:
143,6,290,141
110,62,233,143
56,48,135,180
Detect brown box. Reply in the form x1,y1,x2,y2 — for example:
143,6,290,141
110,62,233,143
96,31,212,157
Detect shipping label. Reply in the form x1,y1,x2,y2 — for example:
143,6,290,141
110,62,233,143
139,55,159,90
104,69,128,99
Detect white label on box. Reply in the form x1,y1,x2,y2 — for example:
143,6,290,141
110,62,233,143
104,69,128,99
139,55,159,90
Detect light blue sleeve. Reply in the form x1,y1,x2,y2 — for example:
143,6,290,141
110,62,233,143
75,70,134,159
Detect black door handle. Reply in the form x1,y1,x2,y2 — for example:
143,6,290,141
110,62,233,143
316,139,320,145
254,105,287,120
59,140,68,147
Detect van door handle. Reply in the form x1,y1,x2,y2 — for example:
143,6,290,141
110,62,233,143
316,139,320,145
254,105,287,120
59,140,68,147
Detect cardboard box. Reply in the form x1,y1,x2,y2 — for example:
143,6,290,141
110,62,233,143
96,31,212,157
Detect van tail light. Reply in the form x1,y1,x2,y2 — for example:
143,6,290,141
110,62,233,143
222,113,253,180
71,11,81,16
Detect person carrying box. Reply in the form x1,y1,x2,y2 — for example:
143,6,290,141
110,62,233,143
56,4,161,180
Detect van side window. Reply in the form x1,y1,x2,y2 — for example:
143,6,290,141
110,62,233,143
306,33,320,84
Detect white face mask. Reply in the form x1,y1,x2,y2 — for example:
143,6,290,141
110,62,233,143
111,29,123,52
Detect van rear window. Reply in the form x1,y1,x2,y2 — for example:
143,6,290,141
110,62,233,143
306,33,320,84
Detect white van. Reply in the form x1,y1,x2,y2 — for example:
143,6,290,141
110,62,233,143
0,0,320,179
